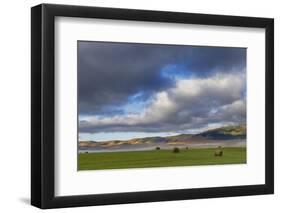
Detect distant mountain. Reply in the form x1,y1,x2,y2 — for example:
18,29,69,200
79,124,246,149
196,124,246,140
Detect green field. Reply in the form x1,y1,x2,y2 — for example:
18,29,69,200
78,147,246,170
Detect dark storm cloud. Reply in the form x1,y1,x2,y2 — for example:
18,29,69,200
78,41,246,116
79,72,246,133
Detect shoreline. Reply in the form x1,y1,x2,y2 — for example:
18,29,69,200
79,140,246,153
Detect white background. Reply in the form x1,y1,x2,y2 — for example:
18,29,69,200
55,17,265,196
0,0,279,212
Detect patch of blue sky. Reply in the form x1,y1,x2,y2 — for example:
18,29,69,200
79,115,90,120
79,131,180,142
124,91,152,114
160,64,196,81
79,91,153,122
79,106,124,120
209,108,218,115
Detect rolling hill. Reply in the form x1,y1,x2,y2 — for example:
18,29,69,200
196,124,246,140
79,124,246,151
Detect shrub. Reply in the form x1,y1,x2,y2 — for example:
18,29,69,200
186,146,189,150
173,147,180,153
156,147,160,150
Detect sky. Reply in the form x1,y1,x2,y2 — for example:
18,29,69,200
78,41,246,142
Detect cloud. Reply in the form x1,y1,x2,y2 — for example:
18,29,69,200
78,41,246,116
79,71,246,133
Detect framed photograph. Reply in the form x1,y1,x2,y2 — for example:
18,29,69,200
31,3,274,209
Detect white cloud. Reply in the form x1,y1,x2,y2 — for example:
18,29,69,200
80,71,246,133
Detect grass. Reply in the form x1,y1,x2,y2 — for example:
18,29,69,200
78,147,246,171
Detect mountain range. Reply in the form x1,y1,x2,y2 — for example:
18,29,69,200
79,124,246,151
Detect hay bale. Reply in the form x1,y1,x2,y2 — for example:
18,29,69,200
214,146,223,157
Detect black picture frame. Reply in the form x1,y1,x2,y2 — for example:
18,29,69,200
31,3,274,209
